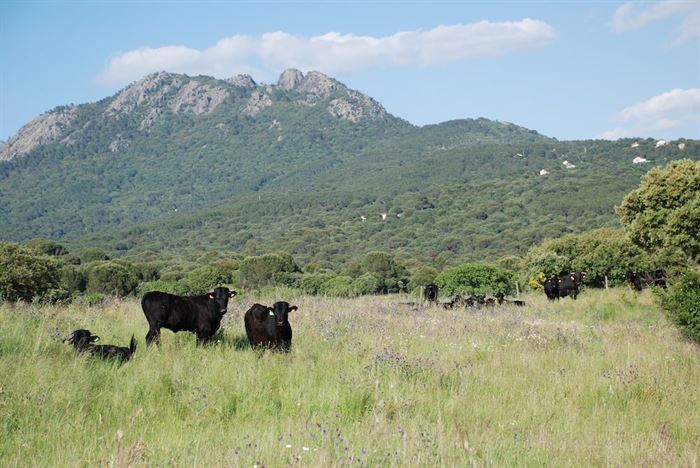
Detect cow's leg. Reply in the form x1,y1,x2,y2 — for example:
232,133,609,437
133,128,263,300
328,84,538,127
195,328,213,345
146,326,161,346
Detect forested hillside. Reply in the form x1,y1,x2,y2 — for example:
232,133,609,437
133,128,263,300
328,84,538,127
0,69,697,268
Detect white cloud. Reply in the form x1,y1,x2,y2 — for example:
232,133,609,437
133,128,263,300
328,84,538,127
98,19,556,86
611,1,699,46
598,88,700,139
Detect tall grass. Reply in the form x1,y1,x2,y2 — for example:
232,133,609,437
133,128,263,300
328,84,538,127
1,289,698,466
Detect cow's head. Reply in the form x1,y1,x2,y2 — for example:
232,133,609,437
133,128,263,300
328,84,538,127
571,271,586,283
268,301,297,327
207,287,237,315
64,329,99,349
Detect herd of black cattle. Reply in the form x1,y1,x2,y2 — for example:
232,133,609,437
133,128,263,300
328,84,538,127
63,269,667,364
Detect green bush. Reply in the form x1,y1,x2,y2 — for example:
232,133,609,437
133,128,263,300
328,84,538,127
238,252,299,289
320,276,356,297
344,251,409,294
351,273,382,295
408,266,438,293
59,265,88,294
660,271,700,343
0,242,60,301
137,280,190,296
77,247,110,263
25,238,69,256
79,292,106,306
86,261,138,297
183,265,232,294
435,263,516,296
300,273,334,295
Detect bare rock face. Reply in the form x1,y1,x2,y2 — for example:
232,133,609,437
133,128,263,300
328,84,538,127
108,134,131,153
107,72,229,129
227,74,256,88
243,91,273,116
298,71,338,99
169,81,228,115
327,90,387,122
277,68,304,90
0,106,78,161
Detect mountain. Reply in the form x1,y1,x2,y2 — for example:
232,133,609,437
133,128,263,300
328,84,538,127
0,70,696,268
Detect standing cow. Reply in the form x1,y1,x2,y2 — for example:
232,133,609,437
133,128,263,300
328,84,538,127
423,283,439,303
244,301,297,352
141,286,237,345
543,275,560,300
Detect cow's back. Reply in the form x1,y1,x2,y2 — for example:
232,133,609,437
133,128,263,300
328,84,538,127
142,291,201,331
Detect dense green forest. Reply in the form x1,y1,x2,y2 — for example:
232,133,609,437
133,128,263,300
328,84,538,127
0,71,697,270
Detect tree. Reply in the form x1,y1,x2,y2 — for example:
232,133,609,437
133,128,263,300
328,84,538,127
0,242,60,301
435,263,516,296
25,238,69,256
617,159,700,261
86,261,138,297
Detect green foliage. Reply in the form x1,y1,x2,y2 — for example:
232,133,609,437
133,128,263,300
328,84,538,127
85,261,138,297
346,251,408,294
77,247,110,263
523,228,682,288
137,280,190,296
24,238,68,256
435,263,516,296
0,242,60,301
58,265,87,295
237,252,299,290
183,265,232,294
300,273,334,295
78,292,106,306
618,159,700,261
408,266,439,293
319,276,356,297
660,271,700,342
351,273,382,296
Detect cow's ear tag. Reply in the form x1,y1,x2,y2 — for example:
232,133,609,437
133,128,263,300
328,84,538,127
570,275,575,280
269,310,274,316
208,294,214,299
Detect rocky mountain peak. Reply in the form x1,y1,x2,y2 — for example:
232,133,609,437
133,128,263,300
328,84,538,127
277,68,304,90
227,74,256,88
0,106,78,161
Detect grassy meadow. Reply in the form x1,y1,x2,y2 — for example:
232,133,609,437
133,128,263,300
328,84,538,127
1,289,698,466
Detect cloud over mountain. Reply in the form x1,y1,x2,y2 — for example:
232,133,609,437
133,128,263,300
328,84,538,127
98,19,556,86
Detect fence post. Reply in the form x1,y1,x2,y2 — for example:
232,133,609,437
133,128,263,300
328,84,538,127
604,276,609,290
515,282,520,299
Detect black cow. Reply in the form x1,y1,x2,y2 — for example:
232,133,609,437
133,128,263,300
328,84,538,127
64,329,136,363
543,275,560,300
557,273,581,300
244,301,297,352
626,270,667,291
423,283,439,303
141,286,237,345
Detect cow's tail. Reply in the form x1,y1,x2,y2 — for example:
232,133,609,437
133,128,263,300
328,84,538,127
129,335,137,356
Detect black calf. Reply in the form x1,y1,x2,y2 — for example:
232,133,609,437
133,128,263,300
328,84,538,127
64,329,136,363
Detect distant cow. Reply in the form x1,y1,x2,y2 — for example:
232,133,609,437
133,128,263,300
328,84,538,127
543,275,560,300
244,301,297,352
423,284,439,303
141,286,237,345
557,273,582,300
626,270,667,291
64,329,136,363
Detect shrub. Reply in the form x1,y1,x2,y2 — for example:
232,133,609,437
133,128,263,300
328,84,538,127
183,265,231,294
344,251,409,294
137,280,190,296
59,265,88,295
86,261,138,297
408,266,439,293
320,276,356,297
435,263,516,296
79,292,106,306
660,271,700,343
0,242,60,301
25,238,68,256
300,273,334,295
351,273,382,295
238,252,299,289
77,247,110,263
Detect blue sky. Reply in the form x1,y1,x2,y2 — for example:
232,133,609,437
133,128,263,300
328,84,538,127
1,1,698,141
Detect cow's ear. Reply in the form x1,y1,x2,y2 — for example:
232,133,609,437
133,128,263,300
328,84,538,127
208,293,215,300
289,306,298,312
229,290,237,298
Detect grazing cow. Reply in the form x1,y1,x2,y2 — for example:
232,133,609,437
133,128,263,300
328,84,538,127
141,286,237,345
423,283,439,303
244,301,297,352
64,329,136,363
543,275,560,300
626,270,667,291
